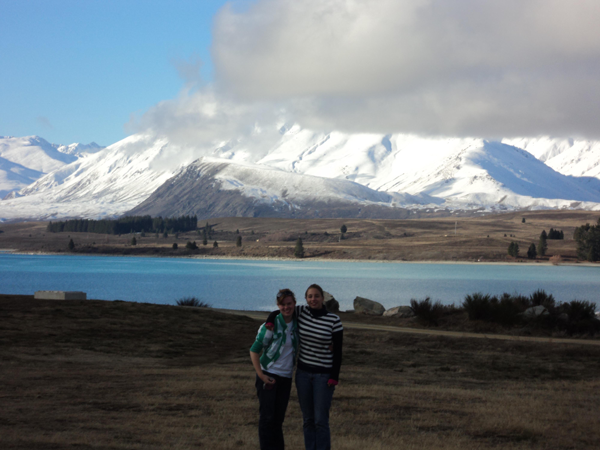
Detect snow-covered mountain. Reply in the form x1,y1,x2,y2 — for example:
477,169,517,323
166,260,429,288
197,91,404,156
2,127,600,221
0,136,104,199
127,157,438,219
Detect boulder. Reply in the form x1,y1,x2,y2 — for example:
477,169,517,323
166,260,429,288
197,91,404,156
324,291,340,313
523,305,549,318
34,291,86,300
353,296,385,316
383,306,414,318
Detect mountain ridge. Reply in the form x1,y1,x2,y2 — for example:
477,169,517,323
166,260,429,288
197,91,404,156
2,128,600,221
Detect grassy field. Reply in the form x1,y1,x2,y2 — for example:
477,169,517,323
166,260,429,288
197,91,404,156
2,295,600,449
1,210,599,262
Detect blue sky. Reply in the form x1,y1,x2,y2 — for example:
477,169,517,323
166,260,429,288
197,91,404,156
0,0,231,146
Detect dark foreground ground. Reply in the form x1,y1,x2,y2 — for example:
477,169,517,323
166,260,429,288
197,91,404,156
1,295,600,449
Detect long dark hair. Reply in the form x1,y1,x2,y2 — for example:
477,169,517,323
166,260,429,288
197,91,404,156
305,284,324,298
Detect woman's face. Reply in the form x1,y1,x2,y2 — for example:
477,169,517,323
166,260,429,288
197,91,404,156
278,296,296,319
306,288,324,310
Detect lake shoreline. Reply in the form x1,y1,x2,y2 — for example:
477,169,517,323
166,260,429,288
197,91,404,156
1,248,597,267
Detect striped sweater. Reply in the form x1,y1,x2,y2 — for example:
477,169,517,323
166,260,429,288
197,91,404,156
267,304,343,381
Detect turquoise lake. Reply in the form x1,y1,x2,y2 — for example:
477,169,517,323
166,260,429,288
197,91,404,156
0,254,598,311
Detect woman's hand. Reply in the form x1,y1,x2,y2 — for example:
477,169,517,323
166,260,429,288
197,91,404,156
262,374,276,387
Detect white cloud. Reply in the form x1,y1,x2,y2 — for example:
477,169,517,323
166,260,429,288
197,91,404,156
126,87,290,166
210,0,600,138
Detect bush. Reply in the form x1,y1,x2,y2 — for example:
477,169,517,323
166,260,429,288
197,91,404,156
175,297,211,307
561,300,597,322
462,293,493,321
186,241,198,250
294,238,304,258
172,243,178,249
409,297,445,326
493,295,523,326
530,289,556,310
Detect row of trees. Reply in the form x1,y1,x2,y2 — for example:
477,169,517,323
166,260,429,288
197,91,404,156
547,228,564,239
47,215,198,235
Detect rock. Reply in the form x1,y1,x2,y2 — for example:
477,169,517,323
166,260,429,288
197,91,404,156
383,306,414,318
34,290,87,300
324,291,340,313
524,305,549,318
353,296,385,316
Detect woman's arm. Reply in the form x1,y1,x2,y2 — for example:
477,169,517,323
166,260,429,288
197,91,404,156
250,350,275,386
328,329,343,386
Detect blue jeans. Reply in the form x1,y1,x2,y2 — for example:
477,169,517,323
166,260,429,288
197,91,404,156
295,369,335,450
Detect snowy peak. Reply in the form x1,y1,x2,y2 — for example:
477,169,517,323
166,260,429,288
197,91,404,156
0,135,77,172
56,141,104,157
0,135,106,202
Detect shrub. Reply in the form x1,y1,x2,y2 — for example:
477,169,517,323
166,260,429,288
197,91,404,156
462,293,493,321
549,255,562,265
186,241,198,250
561,300,597,322
172,243,178,249
294,238,304,258
494,295,523,326
530,289,556,310
409,297,445,326
213,241,218,248
175,297,211,307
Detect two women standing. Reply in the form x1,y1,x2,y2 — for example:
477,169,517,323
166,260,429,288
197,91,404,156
250,284,343,450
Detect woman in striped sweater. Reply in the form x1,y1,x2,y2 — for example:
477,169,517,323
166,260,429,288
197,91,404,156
267,284,343,450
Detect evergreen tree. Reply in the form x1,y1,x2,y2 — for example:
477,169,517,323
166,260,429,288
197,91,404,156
236,235,242,247
131,237,137,246
213,240,218,248
340,224,347,240
527,243,537,259
538,230,548,256
294,238,304,258
68,238,75,251
140,229,146,237
203,228,208,246
574,218,600,261
163,231,168,238
172,242,178,249
235,229,240,234
522,217,526,223
508,241,519,258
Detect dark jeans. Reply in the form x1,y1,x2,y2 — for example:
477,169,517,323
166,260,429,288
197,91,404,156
295,369,335,450
255,372,293,450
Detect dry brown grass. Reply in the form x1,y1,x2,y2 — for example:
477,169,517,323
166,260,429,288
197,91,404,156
2,210,599,262
1,295,600,449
